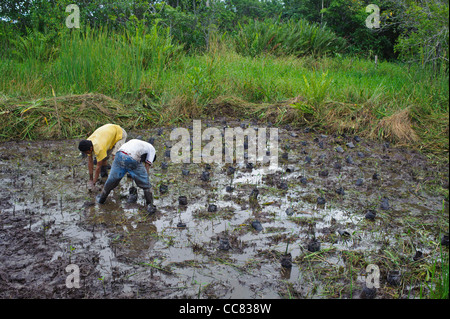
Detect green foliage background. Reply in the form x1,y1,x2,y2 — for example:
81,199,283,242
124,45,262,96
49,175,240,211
1,0,447,63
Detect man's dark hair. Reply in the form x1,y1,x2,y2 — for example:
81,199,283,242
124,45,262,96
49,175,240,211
78,140,93,152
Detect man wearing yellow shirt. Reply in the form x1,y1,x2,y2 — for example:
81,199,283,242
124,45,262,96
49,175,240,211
78,124,127,191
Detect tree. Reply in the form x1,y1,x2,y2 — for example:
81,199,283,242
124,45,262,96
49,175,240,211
390,0,449,72
282,0,331,23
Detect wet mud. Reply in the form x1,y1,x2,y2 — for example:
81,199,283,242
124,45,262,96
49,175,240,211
0,118,448,299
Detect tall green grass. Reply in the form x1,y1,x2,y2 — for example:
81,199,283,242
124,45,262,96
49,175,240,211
0,25,448,155
0,23,183,99
54,24,183,96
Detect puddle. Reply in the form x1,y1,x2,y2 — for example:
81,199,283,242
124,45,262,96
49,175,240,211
0,118,448,298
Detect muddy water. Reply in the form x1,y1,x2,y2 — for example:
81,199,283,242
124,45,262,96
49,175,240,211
0,119,448,298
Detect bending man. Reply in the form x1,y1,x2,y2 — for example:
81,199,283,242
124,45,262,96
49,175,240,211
96,139,157,214
78,124,127,191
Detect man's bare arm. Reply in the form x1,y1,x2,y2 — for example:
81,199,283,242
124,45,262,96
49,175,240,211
93,160,103,184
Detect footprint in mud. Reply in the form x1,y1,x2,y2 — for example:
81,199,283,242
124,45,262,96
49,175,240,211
307,239,321,252
365,209,377,221
380,197,390,210
413,250,424,261
251,220,263,232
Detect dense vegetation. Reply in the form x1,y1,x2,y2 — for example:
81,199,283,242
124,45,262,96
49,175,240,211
0,0,448,155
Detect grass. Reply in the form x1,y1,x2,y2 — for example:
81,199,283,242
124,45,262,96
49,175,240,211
0,27,448,156
422,201,449,299
284,197,449,299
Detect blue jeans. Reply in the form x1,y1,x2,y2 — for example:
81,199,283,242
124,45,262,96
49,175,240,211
103,151,151,195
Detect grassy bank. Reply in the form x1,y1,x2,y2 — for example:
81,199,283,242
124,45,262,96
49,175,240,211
0,27,448,156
